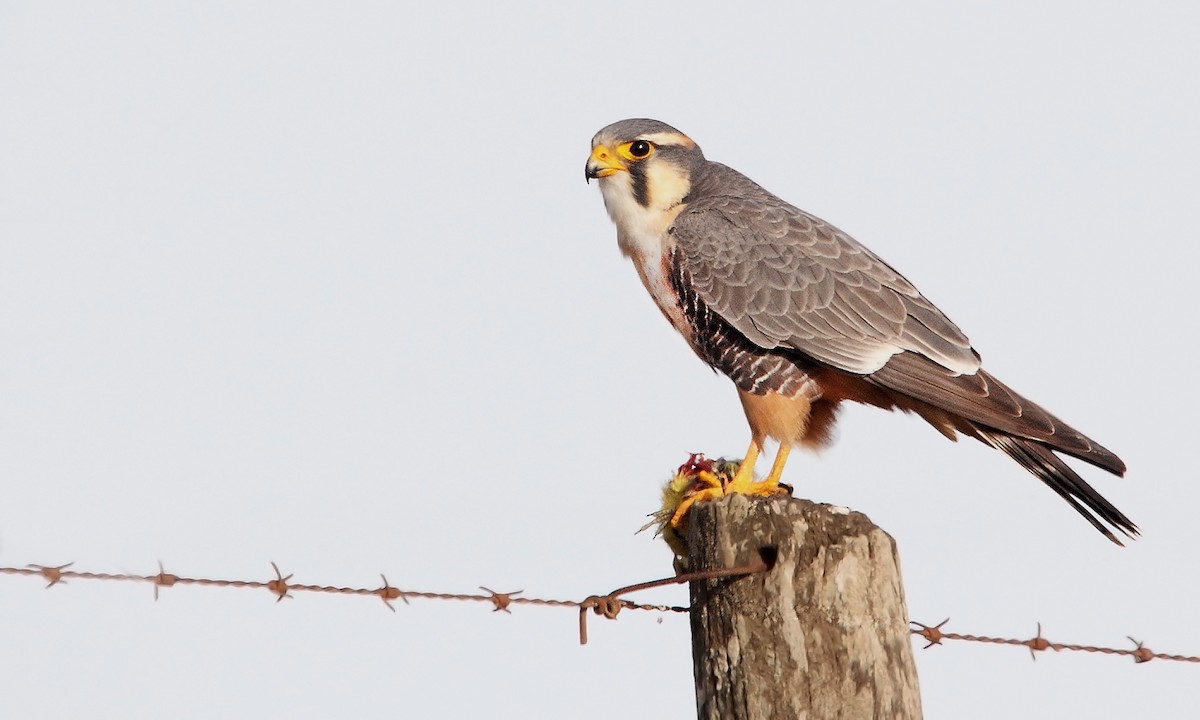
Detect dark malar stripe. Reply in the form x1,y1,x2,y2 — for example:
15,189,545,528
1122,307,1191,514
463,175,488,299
630,163,650,208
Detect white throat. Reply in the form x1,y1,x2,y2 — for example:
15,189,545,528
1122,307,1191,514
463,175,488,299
598,165,690,260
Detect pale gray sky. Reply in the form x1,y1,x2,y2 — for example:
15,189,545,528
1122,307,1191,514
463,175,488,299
2,2,1198,718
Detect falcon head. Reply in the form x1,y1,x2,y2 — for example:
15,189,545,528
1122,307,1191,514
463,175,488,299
586,119,706,226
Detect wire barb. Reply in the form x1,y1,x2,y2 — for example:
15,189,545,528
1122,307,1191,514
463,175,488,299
909,618,950,649
376,574,407,612
28,562,73,588
1026,622,1051,661
1128,637,1154,664
152,561,178,601
479,587,522,613
268,562,293,602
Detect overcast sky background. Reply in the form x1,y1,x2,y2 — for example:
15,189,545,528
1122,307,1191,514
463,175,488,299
2,3,1198,718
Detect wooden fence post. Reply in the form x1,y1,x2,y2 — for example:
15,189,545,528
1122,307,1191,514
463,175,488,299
687,493,922,720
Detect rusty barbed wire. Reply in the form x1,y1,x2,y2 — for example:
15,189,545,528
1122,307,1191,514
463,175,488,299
910,618,1200,664
5,561,1196,663
0,559,767,645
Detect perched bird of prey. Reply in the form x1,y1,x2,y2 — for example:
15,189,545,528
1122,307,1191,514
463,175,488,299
585,118,1136,544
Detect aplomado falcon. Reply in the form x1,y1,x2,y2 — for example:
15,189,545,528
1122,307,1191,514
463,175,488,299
585,118,1135,544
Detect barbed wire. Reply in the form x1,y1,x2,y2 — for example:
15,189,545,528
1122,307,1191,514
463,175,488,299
909,618,1200,664
0,558,765,645
4,560,1196,663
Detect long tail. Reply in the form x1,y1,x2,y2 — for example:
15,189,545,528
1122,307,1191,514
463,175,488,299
972,427,1138,544
868,352,1137,544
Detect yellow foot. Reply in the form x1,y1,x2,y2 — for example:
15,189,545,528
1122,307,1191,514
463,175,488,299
638,455,731,561
647,449,795,564
724,441,791,498
725,475,784,498
644,454,732,535
667,471,724,528
665,454,762,529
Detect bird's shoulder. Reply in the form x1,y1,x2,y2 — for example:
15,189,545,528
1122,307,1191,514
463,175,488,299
671,162,915,295
668,161,979,376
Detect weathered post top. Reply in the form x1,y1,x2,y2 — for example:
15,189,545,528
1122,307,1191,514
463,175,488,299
687,493,922,720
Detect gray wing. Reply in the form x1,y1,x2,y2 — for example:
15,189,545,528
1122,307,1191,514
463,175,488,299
871,352,1126,476
671,178,1128,476
670,169,1133,542
671,190,980,377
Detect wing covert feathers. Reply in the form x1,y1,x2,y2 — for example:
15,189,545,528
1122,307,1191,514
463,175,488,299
671,163,981,377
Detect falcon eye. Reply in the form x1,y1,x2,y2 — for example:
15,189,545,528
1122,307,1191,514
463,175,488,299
616,139,656,162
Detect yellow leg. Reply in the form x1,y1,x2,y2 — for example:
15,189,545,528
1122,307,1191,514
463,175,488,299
727,440,790,496
764,442,791,486
722,438,761,493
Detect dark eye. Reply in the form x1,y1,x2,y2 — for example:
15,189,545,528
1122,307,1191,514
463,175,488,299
629,140,652,158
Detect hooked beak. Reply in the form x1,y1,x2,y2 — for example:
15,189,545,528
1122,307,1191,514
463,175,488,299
585,144,625,183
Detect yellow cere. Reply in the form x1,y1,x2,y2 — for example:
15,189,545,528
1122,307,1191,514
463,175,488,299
589,144,624,177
